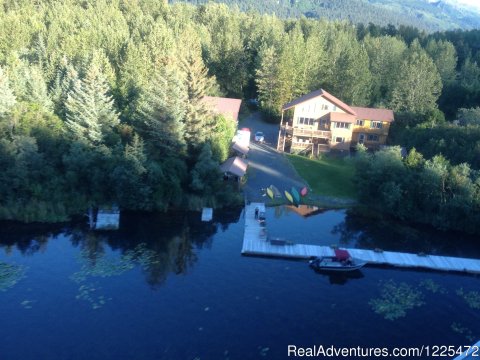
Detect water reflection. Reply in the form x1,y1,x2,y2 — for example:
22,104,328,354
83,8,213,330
332,210,480,257
311,269,365,285
0,207,243,290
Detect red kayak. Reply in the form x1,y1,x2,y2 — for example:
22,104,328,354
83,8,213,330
300,187,308,197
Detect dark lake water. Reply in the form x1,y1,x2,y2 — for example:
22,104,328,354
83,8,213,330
0,206,479,360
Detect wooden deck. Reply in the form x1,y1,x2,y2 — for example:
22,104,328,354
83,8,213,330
241,203,480,274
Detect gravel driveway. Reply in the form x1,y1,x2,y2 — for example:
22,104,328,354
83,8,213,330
239,112,307,203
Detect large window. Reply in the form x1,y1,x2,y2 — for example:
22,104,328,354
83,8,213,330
367,134,379,141
298,117,315,125
370,121,383,129
333,122,351,129
356,119,364,126
335,137,344,143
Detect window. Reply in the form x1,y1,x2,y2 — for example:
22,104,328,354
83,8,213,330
356,119,364,126
370,121,383,129
367,134,379,141
335,137,344,143
299,117,315,125
321,104,329,110
298,117,304,125
333,105,337,111
334,122,351,129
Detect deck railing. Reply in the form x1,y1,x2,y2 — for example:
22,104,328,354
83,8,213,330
283,125,331,138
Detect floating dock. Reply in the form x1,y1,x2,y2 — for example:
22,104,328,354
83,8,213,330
241,203,480,274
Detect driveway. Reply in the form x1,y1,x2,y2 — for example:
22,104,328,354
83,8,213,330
239,112,307,203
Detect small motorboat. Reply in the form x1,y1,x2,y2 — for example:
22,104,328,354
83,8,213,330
309,249,367,272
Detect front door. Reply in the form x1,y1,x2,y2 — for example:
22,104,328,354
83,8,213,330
358,133,365,144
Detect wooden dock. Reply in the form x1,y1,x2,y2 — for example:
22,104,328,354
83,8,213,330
242,203,480,274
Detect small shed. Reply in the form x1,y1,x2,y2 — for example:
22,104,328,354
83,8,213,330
220,156,248,180
201,207,213,222
95,206,120,230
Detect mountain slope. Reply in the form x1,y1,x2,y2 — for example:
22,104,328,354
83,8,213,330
172,0,480,31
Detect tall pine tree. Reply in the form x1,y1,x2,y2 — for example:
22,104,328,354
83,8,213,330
65,62,119,145
0,66,16,118
136,64,187,156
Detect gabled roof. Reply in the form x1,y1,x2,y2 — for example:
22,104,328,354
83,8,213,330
329,112,357,123
282,89,357,116
232,141,249,155
220,156,248,177
203,96,242,122
351,107,394,122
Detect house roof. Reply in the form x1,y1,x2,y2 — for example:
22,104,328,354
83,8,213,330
329,112,357,123
203,96,242,122
220,156,248,177
351,107,394,122
282,89,357,115
232,141,249,155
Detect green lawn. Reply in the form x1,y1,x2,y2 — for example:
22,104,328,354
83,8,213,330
287,154,357,199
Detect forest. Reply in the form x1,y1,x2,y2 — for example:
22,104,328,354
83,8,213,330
0,0,479,231
173,0,480,31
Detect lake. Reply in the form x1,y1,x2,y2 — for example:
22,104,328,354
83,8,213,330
0,206,479,360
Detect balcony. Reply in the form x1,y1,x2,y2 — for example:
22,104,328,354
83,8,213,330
283,124,331,138
352,126,389,136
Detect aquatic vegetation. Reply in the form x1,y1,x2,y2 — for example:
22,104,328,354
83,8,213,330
71,244,159,283
0,261,27,291
369,280,425,321
419,279,447,294
76,283,110,310
456,288,480,309
20,300,34,309
451,322,476,343
71,244,160,309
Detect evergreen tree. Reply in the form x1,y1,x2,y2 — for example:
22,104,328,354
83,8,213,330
50,56,79,118
391,40,442,114
425,39,457,86
255,46,282,118
0,66,16,117
65,62,119,145
179,39,217,148
136,65,187,156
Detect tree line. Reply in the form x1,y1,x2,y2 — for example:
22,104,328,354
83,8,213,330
1,0,480,226
354,146,480,235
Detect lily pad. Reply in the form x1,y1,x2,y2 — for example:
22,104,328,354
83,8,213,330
456,288,480,309
0,261,26,291
369,280,424,321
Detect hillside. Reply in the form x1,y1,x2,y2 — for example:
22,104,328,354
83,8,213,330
172,0,480,31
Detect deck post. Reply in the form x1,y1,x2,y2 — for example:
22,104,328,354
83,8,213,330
277,111,284,152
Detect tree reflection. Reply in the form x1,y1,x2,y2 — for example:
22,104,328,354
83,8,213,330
331,210,480,256
0,207,242,290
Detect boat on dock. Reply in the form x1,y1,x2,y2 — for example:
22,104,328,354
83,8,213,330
300,186,308,197
266,186,274,199
291,187,300,204
284,190,294,204
309,249,367,272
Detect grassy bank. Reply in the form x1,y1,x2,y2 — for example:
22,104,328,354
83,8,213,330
286,154,357,199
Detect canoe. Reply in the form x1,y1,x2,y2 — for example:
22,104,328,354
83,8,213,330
300,186,308,197
291,187,301,204
271,185,281,198
266,186,274,199
284,190,294,203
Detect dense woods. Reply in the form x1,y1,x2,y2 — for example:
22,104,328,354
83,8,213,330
174,0,480,31
0,0,480,230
